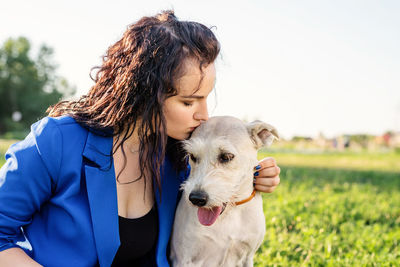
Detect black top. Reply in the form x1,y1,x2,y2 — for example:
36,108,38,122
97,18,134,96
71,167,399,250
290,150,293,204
111,205,158,267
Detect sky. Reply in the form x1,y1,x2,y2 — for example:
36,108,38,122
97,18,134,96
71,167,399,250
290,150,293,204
1,0,399,139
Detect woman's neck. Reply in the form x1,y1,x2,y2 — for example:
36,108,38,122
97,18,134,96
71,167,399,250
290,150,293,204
113,125,142,154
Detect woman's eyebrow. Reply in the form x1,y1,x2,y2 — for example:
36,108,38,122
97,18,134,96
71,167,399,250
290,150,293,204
181,95,204,99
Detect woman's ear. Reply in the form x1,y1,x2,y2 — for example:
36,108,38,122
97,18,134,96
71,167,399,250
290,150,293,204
246,120,279,149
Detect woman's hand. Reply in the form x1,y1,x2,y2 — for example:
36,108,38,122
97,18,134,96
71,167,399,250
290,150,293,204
253,157,281,193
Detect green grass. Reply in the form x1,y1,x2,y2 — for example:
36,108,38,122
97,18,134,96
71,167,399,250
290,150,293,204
255,151,400,266
260,149,400,172
0,139,18,166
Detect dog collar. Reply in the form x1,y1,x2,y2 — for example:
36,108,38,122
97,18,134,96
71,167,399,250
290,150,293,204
220,189,257,215
234,189,257,205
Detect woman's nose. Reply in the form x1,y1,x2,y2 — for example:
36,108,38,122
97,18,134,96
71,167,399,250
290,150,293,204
193,103,209,122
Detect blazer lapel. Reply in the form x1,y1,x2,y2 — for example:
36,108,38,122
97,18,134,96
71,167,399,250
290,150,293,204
83,131,119,267
82,131,189,266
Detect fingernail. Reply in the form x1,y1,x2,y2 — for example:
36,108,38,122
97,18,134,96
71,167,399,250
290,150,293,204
254,171,259,177
255,165,261,170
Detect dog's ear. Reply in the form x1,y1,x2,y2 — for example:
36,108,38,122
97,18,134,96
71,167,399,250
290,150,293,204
246,120,279,149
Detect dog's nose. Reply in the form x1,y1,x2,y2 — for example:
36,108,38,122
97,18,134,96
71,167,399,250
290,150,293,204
189,191,208,207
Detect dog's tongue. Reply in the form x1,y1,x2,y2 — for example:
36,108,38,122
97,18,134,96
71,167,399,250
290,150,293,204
197,206,222,226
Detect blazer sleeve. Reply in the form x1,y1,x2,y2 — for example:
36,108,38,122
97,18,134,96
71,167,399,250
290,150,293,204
0,117,62,251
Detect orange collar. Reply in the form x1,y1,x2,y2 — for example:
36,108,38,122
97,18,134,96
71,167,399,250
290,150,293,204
234,189,257,205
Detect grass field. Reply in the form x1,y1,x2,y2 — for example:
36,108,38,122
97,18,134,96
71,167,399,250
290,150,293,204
256,150,400,266
1,140,399,266
0,139,17,166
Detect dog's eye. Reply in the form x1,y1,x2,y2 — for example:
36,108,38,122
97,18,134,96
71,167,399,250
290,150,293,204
218,153,234,163
189,153,197,163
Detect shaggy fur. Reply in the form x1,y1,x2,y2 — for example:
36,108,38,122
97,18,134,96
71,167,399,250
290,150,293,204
170,116,278,267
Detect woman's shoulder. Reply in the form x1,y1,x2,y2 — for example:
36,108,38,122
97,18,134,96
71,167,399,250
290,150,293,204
9,116,85,153
5,116,89,178
31,115,86,137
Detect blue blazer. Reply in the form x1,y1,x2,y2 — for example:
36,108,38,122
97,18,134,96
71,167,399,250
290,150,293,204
0,116,188,267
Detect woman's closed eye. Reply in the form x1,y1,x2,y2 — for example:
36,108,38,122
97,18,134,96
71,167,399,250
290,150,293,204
183,101,193,107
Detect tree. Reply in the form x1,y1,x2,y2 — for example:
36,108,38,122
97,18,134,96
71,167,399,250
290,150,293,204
0,37,75,134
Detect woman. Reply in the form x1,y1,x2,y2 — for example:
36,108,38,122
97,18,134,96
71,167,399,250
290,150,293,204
0,10,280,267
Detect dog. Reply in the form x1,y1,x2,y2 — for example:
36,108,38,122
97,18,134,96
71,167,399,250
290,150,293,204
170,116,279,267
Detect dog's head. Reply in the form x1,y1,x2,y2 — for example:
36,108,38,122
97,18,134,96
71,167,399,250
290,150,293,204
181,116,279,226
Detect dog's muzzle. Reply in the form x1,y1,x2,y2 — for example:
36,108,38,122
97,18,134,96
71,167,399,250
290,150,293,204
189,191,208,207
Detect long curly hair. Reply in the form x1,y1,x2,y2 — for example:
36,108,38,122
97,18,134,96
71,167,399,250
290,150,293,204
47,10,220,192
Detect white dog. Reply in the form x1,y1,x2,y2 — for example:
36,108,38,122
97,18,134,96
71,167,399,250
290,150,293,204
170,116,279,267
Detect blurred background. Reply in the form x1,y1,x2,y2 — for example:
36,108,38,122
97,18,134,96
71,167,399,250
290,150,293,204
1,0,399,265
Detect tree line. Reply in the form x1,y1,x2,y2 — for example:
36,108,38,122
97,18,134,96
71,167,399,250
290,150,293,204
0,37,75,136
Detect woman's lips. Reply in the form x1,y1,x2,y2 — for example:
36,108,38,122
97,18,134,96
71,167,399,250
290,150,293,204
189,125,200,132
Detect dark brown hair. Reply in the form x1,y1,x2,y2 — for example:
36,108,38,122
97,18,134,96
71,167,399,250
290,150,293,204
47,10,220,191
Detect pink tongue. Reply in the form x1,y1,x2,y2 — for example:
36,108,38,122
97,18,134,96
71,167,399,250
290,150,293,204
197,206,222,226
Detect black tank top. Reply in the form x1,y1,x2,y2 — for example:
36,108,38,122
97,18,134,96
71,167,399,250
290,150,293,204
111,205,158,267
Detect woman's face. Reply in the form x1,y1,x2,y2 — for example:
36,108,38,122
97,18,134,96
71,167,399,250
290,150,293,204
163,61,216,140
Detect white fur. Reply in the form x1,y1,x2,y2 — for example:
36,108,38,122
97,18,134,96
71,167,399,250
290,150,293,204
170,116,278,267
